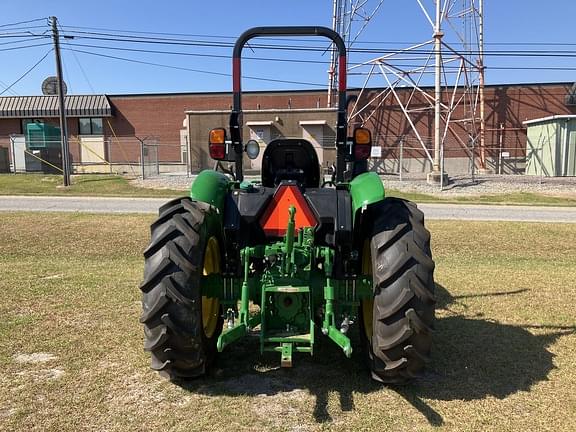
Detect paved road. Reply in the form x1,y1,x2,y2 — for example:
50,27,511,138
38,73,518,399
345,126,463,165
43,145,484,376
417,203,576,223
0,195,575,223
0,196,167,214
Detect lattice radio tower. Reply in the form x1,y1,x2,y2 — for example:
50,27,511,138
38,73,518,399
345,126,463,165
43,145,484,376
329,0,486,179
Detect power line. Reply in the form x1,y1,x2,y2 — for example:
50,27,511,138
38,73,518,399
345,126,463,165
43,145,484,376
58,31,576,58
65,48,327,87
60,26,340,44
65,41,338,65
0,18,47,28
0,79,19,96
58,24,95,94
0,36,48,46
58,24,576,48
62,33,235,48
59,42,506,72
0,25,49,34
59,53,73,94
0,42,52,52
2,22,573,95
0,49,52,96
0,33,50,38
61,42,576,72
59,41,576,89
60,25,239,39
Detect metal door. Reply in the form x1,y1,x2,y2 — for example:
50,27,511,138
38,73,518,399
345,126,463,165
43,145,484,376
567,130,576,176
10,135,26,172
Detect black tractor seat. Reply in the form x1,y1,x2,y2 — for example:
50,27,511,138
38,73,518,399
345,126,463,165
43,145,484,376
261,138,320,188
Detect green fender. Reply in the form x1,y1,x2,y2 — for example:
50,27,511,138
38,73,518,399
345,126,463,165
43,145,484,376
348,172,385,221
189,170,231,214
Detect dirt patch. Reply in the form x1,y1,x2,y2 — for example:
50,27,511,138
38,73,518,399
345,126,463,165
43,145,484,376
15,368,65,380
13,352,57,364
0,408,17,419
39,273,64,280
103,371,168,408
250,388,312,429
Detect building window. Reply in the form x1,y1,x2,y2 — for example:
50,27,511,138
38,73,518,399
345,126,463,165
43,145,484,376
79,117,103,135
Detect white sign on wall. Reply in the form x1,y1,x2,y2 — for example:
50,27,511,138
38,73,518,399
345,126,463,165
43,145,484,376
370,146,382,158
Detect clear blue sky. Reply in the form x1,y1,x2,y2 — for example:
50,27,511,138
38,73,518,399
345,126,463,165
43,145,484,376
2,0,576,96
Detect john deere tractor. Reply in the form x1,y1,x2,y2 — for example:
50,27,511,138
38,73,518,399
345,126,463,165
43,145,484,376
140,27,435,383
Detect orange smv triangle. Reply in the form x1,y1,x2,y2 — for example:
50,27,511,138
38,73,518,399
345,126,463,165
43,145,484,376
260,185,317,237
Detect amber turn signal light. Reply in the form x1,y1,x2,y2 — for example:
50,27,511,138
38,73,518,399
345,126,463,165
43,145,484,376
353,127,372,160
354,127,372,145
209,128,226,145
208,128,227,160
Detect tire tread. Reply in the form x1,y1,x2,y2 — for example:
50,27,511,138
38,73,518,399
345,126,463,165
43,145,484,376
364,197,436,383
141,196,220,380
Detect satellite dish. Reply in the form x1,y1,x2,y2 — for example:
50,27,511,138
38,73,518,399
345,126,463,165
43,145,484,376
41,76,67,95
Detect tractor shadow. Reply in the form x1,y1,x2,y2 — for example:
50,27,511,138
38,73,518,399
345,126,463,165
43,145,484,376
182,330,377,423
179,283,574,425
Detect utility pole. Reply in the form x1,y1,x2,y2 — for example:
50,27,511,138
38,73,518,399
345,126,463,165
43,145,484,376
427,0,446,184
433,0,442,174
51,16,71,187
327,0,341,108
478,0,487,172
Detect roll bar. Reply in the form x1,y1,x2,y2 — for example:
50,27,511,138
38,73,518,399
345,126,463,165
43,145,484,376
229,26,348,182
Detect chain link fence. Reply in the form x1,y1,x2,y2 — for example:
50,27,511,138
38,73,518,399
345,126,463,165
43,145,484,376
1,129,527,181
367,134,527,180
0,134,189,178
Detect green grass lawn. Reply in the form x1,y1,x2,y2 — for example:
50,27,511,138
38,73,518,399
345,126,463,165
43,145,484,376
0,213,574,431
387,189,576,206
2,173,576,206
0,174,181,198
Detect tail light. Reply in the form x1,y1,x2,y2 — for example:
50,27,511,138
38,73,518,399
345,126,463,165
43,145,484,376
209,128,227,160
353,127,372,160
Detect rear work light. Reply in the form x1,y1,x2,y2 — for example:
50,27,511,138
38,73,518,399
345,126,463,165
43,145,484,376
353,127,372,160
209,128,227,160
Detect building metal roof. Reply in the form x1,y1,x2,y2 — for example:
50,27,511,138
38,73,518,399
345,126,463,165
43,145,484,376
523,115,576,125
0,95,112,118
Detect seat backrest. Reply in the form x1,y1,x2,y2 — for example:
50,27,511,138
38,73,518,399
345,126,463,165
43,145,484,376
261,139,320,188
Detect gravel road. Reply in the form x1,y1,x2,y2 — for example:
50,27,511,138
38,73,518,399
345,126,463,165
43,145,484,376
1,195,575,223
130,173,576,198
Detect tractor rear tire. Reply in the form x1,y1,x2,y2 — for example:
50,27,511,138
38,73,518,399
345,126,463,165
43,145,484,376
360,197,436,383
140,197,223,380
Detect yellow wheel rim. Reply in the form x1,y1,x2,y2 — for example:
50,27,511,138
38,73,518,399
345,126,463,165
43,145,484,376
202,236,221,338
361,240,374,340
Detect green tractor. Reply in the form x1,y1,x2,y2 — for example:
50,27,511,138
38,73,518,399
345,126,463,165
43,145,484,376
140,26,435,383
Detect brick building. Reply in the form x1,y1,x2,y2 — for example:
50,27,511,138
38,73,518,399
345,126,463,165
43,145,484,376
0,82,574,175
354,82,576,174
